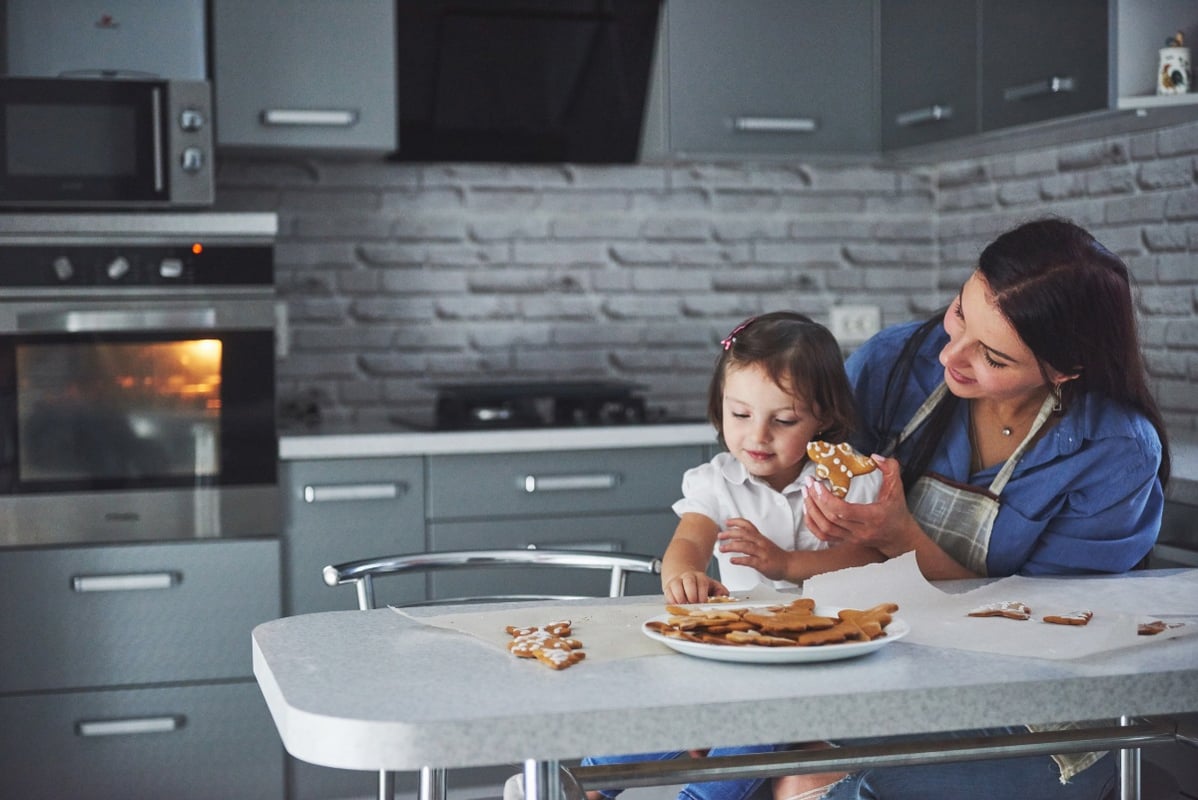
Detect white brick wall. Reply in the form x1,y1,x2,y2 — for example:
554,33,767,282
215,119,1198,434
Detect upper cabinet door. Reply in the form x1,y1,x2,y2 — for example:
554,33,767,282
211,0,397,153
663,0,877,156
979,0,1108,132
880,0,979,150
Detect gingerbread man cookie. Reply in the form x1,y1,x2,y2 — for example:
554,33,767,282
806,441,878,497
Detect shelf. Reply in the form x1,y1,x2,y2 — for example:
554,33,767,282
1118,93,1198,111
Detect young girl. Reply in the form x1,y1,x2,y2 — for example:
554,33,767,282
664,310,885,605
562,312,885,800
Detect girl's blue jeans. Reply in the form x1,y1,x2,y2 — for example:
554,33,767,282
581,744,782,800
580,729,1117,800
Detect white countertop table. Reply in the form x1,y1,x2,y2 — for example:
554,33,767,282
253,590,1198,795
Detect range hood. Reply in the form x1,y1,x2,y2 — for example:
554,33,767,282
392,0,662,164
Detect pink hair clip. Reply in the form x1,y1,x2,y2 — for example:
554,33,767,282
720,317,756,351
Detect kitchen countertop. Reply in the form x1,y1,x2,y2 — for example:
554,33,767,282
278,422,718,460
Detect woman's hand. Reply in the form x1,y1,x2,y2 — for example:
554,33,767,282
803,455,922,558
717,518,790,582
662,570,728,605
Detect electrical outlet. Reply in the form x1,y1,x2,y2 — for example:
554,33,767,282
830,305,881,345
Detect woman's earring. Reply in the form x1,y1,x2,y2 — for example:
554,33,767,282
1050,383,1063,413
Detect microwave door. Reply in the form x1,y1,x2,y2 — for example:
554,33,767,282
0,77,163,206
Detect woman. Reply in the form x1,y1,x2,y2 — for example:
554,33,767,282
788,218,1170,800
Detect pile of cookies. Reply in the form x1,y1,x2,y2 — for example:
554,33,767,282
646,597,899,647
505,620,586,670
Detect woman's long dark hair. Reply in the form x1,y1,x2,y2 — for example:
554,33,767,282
882,217,1171,489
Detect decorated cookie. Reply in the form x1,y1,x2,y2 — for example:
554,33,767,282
967,601,1032,620
807,441,878,497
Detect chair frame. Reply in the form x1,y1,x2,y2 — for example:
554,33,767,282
322,548,663,800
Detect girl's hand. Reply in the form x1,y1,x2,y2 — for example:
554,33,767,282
803,455,921,558
663,570,729,605
717,518,790,581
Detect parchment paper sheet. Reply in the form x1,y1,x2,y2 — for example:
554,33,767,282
391,584,796,663
805,552,1198,660
395,556,1197,663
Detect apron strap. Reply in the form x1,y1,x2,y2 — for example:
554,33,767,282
883,383,949,458
987,391,1057,494
885,381,1056,497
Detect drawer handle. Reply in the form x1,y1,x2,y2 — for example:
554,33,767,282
521,473,620,493
304,482,405,503
896,104,954,127
261,108,359,127
1003,75,1076,102
527,541,619,552
732,116,818,134
76,715,185,737
71,572,179,593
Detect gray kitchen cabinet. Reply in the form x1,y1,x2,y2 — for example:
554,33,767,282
655,0,877,157
0,539,283,799
210,0,397,152
979,0,1108,131
280,442,701,800
0,682,282,800
881,0,1109,151
880,0,979,149
282,457,425,615
281,456,426,800
426,446,703,598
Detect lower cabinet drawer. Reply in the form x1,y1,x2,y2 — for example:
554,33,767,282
427,446,703,520
0,681,283,799
0,539,281,692
428,511,676,599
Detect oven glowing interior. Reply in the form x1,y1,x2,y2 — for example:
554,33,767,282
15,339,224,483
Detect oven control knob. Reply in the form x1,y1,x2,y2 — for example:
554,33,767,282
52,256,74,281
159,258,184,279
179,108,206,132
106,256,131,281
180,147,205,173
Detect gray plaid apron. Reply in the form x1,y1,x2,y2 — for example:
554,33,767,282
885,382,1057,577
887,383,1102,781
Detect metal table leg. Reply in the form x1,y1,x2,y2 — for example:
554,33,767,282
523,759,563,800
1119,716,1141,800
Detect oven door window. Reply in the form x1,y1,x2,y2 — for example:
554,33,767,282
0,330,274,493
0,78,163,204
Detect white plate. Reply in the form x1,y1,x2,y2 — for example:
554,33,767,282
641,605,910,664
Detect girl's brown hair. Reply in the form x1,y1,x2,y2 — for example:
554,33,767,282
706,311,857,444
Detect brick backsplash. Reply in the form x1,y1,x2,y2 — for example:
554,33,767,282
215,119,1198,435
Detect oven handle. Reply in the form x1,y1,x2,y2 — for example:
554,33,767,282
18,308,219,333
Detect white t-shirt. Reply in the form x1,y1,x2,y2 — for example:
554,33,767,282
671,451,883,591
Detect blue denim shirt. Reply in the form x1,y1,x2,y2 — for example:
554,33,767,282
845,320,1164,577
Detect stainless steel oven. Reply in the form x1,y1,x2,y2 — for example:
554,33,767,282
0,213,278,547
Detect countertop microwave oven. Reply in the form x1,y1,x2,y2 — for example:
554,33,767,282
0,76,214,209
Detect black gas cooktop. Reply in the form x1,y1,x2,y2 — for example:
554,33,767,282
431,380,654,430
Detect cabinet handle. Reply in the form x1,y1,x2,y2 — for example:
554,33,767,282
303,482,405,503
732,116,818,133
521,473,621,493
76,715,184,737
1003,76,1076,102
896,104,954,127
526,541,619,552
261,108,359,127
71,572,179,593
